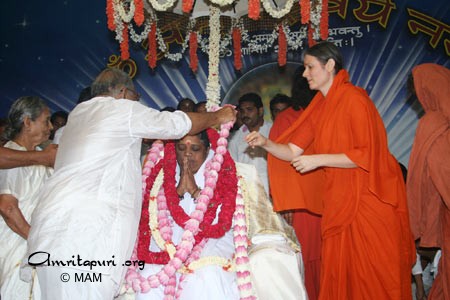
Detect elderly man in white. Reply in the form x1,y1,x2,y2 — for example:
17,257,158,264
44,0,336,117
26,68,236,299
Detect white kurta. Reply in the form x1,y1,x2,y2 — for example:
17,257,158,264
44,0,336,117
27,97,192,289
228,122,272,195
0,141,52,299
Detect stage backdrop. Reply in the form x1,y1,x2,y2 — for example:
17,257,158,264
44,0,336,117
0,0,449,165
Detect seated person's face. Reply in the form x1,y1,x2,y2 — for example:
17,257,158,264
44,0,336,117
175,135,209,174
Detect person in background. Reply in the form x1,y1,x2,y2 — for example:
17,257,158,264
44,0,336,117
407,63,449,300
246,41,414,300
0,118,8,146
268,66,321,300
269,93,291,121
177,98,195,113
26,67,235,300
0,96,53,299
194,101,207,113
229,93,272,195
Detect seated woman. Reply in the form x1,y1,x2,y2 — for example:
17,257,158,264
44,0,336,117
124,129,307,300
0,96,53,299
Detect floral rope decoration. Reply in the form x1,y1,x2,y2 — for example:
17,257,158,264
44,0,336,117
189,31,199,72
114,0,135,23
261,0,294,19
320,0,329,40
300,0,310,24
134,0,145,26
120,24,130,60
205,5,221,111
277,24,287,66
182,0,194,13
232,26,242,71
248,0,261,20
106,0,116,30
148,22,157,68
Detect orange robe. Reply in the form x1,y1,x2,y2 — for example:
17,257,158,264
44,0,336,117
269,107,322,300
407,64,450,299
269,70,415,300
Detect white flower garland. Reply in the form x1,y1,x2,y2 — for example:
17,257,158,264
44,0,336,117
114,0,136,23
208,0,236,7
147,0,177,11
128,19,152,43
113,7,125,43
155,19,196,61
205,5,221,110
261,0,294,19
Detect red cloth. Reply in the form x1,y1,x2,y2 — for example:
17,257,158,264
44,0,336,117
269,70,414,299
269,108,322,300
407,63,450,299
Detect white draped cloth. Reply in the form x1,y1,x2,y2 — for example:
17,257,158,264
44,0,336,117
135,150,307,300
0,141,52,299
27,97,192,296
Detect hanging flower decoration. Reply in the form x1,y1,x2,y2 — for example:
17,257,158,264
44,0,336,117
262,0,294,19
134,0,145,26
182,0,194,13
300,0,310,24
189,31,199,72
148,0,178,11
205,5,221,111
114,0,136,23
120,24,130,60
278,24,287,66
232,27,242,71
307,22,315,47
106,0,116,30
320,0,329,40
148,22,157,68
248,0,261,20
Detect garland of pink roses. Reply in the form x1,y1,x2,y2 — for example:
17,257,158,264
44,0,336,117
124,120,255,299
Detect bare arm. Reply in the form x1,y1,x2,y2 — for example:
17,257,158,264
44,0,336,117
0,194,30,239
245,131,304,161
0,144,57,169
185,106,236,135
291,154,357,173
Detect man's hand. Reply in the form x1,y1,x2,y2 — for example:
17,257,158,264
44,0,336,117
214,106,237,125
41,144,58,167
245,131,268,148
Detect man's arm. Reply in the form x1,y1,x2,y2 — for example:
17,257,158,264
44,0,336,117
0,144,57,169
185,106,236,135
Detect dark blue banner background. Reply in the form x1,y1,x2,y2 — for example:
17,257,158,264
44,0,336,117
0,0,449,165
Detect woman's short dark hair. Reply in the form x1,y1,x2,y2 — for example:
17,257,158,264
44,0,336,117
304,41,343,74
6,96,48,140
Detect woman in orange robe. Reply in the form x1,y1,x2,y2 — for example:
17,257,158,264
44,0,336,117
247,41,414,300
407,63,450,299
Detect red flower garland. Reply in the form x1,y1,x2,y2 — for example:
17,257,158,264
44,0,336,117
308,23,316,47
189,32,199,73
106,0,116,31
182,0,194,13
134,0,145,27
120,24,130,61
232,28,242,71
148,22,157,69
278,25,287,67
320,0,329,40
248,0,260,20
137,129,237,264
300,0,310,24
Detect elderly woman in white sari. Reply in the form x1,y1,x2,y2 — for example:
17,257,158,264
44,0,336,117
0,96,53,299
125,129,307,300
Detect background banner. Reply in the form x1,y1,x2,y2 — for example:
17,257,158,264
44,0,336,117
0,0,449,165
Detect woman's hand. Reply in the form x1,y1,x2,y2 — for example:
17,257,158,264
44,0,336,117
291,155,322,173
177,157,200,198
246,131,268,148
